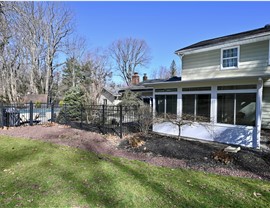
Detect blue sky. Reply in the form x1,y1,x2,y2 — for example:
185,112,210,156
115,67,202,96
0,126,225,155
65,1,270,83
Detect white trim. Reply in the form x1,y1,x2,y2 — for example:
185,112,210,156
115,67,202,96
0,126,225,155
177,88,182,117
182,91,211,95
220,46,240,70
255,78,263,149
153,89,156,118
217,89,257,94
176,33,270,56
155,92,178,95
211,86,217,123
215,122,255,128
268,39,270,65
143,75,270,86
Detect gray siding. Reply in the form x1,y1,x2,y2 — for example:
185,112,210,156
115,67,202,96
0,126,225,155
262,87,270,129
182,40,270,80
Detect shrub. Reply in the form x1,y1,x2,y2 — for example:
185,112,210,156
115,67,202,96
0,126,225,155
35,101,42,108
56,87,84,123
59,100,64,107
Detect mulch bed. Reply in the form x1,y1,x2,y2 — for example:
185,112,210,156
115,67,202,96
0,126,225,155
1,124,270,181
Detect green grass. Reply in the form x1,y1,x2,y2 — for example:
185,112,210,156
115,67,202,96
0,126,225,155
0,136,270,208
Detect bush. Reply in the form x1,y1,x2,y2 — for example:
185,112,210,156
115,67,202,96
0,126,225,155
56,87,84,123
35,101,42,108
136,104,154,135
58,100,64,107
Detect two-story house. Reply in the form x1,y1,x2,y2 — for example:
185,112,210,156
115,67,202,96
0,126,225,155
144,24,270,148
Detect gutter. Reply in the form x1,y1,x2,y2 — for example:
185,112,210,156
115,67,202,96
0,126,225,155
143,74,270,86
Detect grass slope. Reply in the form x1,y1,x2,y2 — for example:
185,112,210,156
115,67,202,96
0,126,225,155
0,135,270,208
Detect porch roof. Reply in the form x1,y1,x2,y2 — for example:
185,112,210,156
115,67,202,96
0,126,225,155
143,74,270,86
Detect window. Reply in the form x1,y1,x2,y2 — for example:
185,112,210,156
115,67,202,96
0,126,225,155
155,95,177,116
221,47,239,69
182,94,211,122
217,93,256,126
103,99,107,105
166,95,177,114
155,95,165,115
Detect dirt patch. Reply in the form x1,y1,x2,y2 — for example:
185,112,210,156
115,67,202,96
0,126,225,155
1,125,270,181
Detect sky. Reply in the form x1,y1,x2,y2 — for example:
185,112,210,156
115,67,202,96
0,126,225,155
65,1,270,84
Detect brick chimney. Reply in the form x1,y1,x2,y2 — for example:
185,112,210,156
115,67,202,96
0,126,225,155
143,73,148,81
131,72,140,85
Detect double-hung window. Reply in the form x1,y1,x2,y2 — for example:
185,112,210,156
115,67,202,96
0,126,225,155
221,47,239,69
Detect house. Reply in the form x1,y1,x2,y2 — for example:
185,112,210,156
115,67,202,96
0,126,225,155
98,87,121,105
144,24,270,149
22,94,48,104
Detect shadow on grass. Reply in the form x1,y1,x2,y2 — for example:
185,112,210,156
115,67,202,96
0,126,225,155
1,136,270,207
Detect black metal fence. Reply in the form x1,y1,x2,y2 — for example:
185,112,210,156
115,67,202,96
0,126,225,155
0,102,142,138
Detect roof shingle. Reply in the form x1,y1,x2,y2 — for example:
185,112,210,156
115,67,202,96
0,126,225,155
175,25,270,53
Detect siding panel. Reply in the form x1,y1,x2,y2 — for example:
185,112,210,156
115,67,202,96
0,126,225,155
182,40,270,80
262,87,270,129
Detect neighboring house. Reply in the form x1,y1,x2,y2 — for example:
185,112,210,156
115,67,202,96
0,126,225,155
144,24,270,148
22,94,48,104
98,88,121,105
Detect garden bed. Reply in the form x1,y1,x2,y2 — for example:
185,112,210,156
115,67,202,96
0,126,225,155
0,124,269,180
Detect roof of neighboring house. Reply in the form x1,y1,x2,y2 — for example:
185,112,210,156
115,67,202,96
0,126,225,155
119,77,182,93
175,24,270,54
102,87,120,97
22,94,47,103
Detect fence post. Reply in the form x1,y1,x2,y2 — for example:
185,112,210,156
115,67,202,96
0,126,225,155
51,102,54,123
29,101,33,126
102,104,105,130
0,102,3,127
119,105,123,138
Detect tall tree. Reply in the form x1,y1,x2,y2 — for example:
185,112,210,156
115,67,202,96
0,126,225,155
80,50,112,104
109,37,151,86
62,57,82,90
170,60,177,77
0,2,74,103
42,2,74,103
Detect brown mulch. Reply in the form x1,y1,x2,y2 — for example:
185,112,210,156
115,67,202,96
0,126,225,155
0,124,270,181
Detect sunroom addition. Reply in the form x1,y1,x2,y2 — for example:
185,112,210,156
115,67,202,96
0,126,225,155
151,77,263,148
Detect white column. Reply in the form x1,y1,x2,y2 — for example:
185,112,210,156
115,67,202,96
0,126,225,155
268,39,270,65
210,85,217,124
255,77,263,149
152,88,156,118
177,87,182,117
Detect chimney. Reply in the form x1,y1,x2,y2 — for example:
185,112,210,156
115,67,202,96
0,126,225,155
131,72,140,85
143,73,148,81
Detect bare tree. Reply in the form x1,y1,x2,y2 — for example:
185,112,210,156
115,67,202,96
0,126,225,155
165,113,214,139
42,2,74,103
151,65,170,79
64,36,87,88
81,49,112,105
109,38,151,86
0,2,74,103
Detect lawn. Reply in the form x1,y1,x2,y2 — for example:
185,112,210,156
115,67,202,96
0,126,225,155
0,135,270,208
